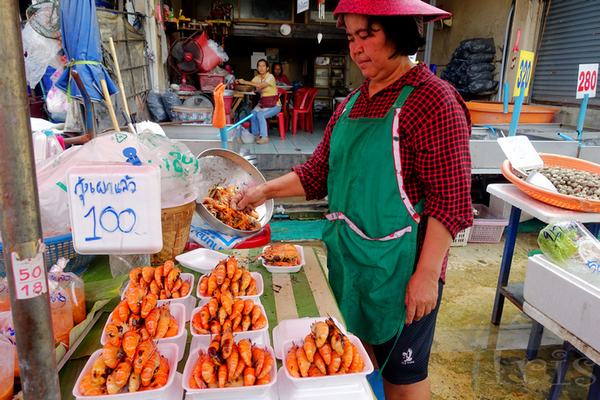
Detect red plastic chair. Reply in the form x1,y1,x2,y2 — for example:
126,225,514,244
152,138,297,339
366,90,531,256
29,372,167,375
290,88,318,135
267,88,288,140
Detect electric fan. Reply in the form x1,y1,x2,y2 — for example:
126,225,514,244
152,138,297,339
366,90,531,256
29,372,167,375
168,36,204,92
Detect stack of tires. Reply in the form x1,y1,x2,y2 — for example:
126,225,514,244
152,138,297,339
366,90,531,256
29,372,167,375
441,38,499,95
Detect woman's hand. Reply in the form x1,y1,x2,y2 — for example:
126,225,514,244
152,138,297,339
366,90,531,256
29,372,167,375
236,78,249,85
230,185,268,212
404,270,439,325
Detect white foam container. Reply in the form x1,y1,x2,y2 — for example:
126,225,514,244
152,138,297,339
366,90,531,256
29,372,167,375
271,317,346,360
182,344,277,400
121,273,196,321
189,301,269,349
524,254,600,352
100,303,187,361
196,272,264,302
280,335,373,389
276,367,373,400
72,343,179,400
176,248,228,273
260,245,305,274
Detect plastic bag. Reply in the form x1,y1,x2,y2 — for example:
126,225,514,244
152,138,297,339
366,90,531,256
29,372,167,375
48,258,86,325
467,71,493,83
147,91,169,122
537,221,600,287
108,253,150,279
197,32,225,73
466,52,495,65
161,91,182,121
46,85,69,114
189,213,245,250
0,312,18,377
21,22,62,89
0,279,9,312
34,131,201,238
49,286,73,350
237,127,255,144
460,38,495,54
468,79,498,94
467,62,495,74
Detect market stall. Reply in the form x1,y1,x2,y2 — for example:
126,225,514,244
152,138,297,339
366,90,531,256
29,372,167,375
55,245,376,399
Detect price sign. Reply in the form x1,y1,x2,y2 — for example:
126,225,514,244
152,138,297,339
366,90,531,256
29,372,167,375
66,162,163,255
497,136,544,171
297,0,309,13
11,252,47,300
513,50,535,97
576,63,598,99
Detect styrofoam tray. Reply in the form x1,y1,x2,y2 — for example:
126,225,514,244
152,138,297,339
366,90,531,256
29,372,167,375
182,344,277,399
272,317,346,360
72,343,178,400
101,303,187,361
121,273,196,322
260,245,305,274
281,335,373,389
196,271,264,301
276,367,373,400
176,248,228,273
189,302,269,347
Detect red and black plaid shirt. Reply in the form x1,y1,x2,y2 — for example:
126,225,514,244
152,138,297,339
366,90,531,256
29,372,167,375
293,63,473,282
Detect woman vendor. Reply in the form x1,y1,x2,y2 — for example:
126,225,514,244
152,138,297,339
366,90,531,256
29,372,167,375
232,0,472,398
235,59,281,144
272,62,292,86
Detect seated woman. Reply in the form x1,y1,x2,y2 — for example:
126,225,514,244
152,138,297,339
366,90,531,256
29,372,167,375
236,59,281,144
272,62,291,86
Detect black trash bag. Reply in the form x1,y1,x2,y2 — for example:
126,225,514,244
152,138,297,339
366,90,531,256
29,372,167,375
441,69,461,85
468,79,499,94
458,49,472,60
467,63,495,74
460,38,495,54
467,71,493,83
146,91,168,122
466,52,495,65
161,91,182,122
458,74,469,88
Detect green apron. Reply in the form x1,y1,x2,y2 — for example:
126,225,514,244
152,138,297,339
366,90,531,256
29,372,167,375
323,86,425,345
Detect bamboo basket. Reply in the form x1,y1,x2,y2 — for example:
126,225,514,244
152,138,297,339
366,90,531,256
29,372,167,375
151,200,196,265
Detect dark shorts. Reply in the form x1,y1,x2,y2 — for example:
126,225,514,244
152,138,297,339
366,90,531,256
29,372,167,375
372,279,444,385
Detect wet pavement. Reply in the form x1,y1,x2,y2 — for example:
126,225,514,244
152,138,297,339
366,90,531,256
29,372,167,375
293,232,593,399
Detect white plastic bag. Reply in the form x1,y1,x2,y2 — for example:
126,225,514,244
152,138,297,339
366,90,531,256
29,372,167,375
21,22,62,89
35,131,201,238
188,213,245,250
46,85,69,114
240,127,255,144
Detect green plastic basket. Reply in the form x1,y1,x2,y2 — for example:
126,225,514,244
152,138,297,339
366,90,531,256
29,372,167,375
0,233,96,278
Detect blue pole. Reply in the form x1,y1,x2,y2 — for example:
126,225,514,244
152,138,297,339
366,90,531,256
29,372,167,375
576,94,589,140
508,90,525,137
219,113,255,149
503,82,509,114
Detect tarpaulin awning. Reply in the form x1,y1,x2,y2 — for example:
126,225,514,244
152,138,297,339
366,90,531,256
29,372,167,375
55,0,118,102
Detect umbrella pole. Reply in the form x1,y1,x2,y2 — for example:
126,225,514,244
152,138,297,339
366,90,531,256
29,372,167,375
101,78,121,132
108,37,136,133
0,1,61,398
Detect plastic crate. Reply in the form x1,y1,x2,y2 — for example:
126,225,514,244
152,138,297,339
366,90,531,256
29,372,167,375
468,204,509,243
0,233,96,278
451,227,471,247
198,73,225,91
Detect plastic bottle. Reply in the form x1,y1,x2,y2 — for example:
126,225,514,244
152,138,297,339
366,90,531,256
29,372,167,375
0,335,14,400
43,130,63,159
49,287,74,350
32,130,47,163
48,259,86,325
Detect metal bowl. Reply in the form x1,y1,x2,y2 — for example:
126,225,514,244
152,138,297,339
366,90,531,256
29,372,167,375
195,149,273,237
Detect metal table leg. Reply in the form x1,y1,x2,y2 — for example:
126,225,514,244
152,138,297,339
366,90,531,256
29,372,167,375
491,205,521,325
547,342,575,400
587,363,600,400
526,322,544,360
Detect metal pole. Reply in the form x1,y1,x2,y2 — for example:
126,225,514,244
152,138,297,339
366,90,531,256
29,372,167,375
0,1,61,399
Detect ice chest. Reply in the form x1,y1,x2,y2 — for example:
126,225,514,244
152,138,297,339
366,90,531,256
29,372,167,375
524,254,600,352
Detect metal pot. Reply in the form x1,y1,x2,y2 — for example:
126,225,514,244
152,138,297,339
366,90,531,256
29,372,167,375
195,149,273,237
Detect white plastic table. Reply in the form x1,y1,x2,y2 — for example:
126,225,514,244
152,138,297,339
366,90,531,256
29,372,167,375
486,184,600,358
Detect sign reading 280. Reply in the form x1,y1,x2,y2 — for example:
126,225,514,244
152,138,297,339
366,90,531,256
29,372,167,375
66,164,163,255
514,50,535,97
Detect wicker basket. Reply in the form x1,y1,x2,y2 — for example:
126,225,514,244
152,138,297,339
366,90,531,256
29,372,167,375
151,200,196,265
234,84,253,92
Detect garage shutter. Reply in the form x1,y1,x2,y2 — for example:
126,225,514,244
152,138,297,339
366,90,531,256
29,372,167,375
530,0,600,107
